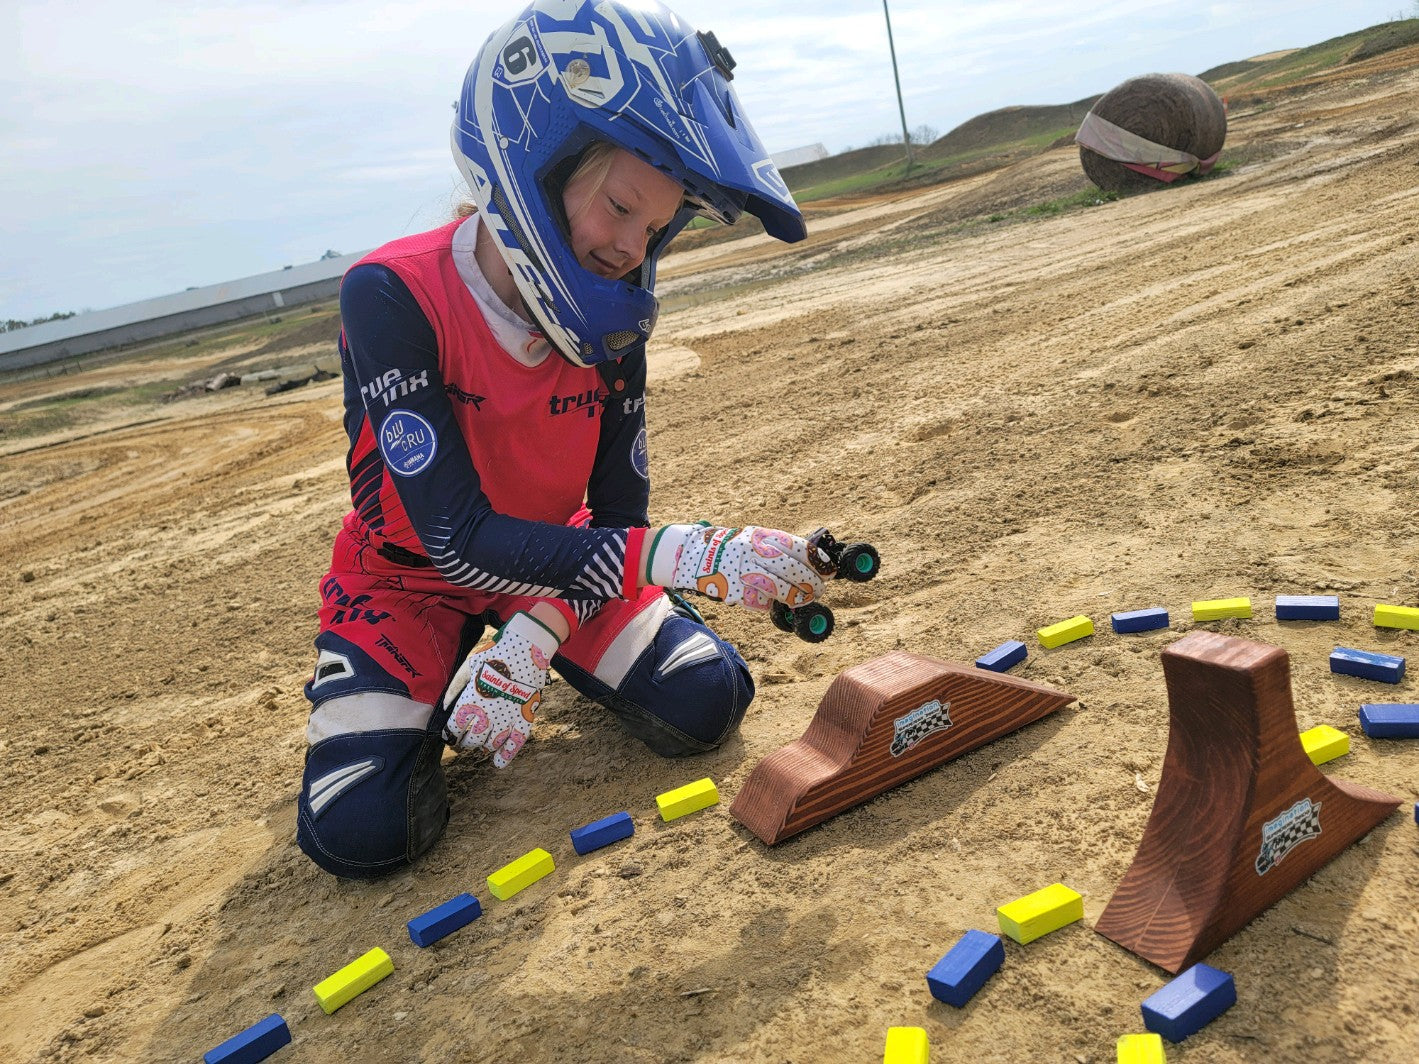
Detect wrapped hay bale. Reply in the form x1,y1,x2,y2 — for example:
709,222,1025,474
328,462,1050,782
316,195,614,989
1077,73,1226,192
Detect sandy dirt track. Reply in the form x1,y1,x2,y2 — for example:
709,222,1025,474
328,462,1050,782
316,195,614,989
3,55,1419,1064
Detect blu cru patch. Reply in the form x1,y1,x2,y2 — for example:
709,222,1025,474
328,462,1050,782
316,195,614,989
379,410,437,476
631,426,649,480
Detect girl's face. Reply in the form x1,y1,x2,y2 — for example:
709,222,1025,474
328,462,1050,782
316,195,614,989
562,147,684,280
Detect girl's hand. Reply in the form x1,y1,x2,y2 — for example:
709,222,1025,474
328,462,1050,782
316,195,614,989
647,524,826,611
440,611,560,768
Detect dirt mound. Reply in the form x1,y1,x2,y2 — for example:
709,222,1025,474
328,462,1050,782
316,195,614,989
1206,20,1419,97
926,97,1099,158
779,144,905,191
245,309,342,361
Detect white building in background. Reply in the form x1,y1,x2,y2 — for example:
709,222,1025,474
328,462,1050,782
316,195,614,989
0,252,370,374
771,143,829,170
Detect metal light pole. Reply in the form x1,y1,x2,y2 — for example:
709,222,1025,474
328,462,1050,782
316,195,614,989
882,0,914,172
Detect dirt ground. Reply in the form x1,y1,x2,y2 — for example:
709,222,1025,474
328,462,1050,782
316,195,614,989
3,54,1419,1064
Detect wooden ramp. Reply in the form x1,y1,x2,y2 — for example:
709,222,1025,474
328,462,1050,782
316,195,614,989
729,650,1074,845
1095,631,1400,973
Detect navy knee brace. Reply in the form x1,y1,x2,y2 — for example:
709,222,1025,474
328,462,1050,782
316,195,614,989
297,726,449,879
557,605,754,756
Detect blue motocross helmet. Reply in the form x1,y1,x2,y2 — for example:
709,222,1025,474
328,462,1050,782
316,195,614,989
451,0,806,367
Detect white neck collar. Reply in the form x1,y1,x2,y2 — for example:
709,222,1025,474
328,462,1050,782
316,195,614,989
452,214,554,368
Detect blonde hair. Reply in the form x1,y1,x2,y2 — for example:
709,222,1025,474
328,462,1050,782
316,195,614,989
561,140,619,226
455,140,618,221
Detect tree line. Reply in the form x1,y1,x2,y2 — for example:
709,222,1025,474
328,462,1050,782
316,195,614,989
3,310,77,334
840,124,940,153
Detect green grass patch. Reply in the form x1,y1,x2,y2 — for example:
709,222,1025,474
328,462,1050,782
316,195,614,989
790,126,1082,205
792,157,922,202
5,388,124,439
1022,188,1120,217
12,385,129,412
124,380,185,405
1018,125,1080,150
2,375,201,441
1205,20,1419,96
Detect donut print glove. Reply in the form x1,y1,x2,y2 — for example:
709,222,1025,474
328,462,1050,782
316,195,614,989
441,611,560,768
649,524,826,611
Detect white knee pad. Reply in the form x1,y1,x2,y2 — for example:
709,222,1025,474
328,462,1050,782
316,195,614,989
306,691,437,745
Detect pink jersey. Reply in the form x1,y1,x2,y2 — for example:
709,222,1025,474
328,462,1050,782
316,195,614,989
348,220,603,554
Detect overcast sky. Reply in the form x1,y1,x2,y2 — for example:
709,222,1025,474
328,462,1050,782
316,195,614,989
2,0,1409,322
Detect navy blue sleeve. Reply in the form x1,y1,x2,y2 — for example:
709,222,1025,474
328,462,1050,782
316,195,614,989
587,353,651,528
340,263,633,611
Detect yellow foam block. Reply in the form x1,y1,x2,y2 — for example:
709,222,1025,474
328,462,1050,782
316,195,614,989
1374,603,1419,631
487,847,555,901
997,882,1083,945
1191,597,1252,621
883,1026,929,1064
656,777,719,821
1301,724,1350,766
1037,615,1094,649
312,947,393,1015
1117,1032,1166,1064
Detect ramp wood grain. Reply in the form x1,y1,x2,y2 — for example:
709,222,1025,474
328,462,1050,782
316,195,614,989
729,650,1074,845
1095,631,1400,973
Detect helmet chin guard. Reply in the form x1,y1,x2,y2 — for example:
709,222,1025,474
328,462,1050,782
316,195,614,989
452,0,804,367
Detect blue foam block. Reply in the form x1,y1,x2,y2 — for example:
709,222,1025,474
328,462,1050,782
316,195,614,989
570,810,635,855
1330,647,1406,684
1275,595,1340,621
1359,703,1419,738
407,892,483,947
204,1014,291,1064
975,640,1027,672
926,929,1005,1007
1141,963,1237,1044
1111,608,1170,634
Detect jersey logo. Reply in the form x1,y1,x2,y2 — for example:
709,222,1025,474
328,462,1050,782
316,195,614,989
631,426,649,480
548,386,606,418
445,383,486,410
378,410,438,477
362,368,429,408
